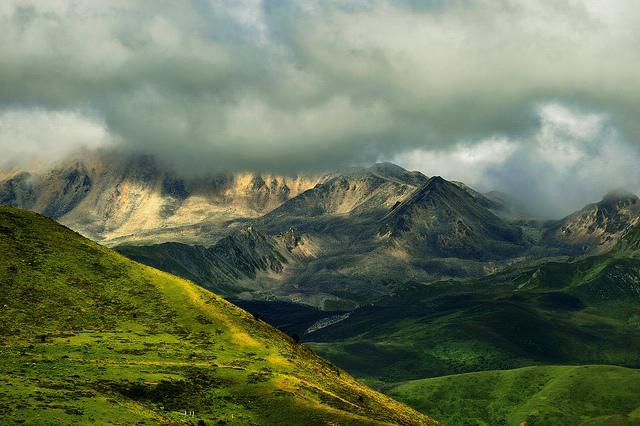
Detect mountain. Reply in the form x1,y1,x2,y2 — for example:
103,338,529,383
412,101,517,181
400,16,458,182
11,153,640,310
118,171,538,309
117,226,314,297
0,206,435,425
0,151,325,246
111,162,432,308
379,176,526,260
261,162,428,230
544,190,640,254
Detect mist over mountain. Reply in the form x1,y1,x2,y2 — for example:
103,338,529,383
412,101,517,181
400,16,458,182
3,2,640,217
7,150,636,312
0,151,326,245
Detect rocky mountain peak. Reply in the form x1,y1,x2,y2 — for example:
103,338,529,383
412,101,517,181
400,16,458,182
0,151,325,245
600,190,639,206
380,175,524,259
546,190,640,254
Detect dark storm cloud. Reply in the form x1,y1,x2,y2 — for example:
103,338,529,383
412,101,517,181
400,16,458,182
1,1,639,213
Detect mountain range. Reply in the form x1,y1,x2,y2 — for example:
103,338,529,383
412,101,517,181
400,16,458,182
0,151,325,246
3,151,640,425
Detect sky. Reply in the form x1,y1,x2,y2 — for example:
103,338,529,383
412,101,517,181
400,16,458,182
1,0,639,216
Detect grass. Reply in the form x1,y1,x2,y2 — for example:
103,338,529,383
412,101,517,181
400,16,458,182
0,206,435,425
385,365,640,426
307,287,640,383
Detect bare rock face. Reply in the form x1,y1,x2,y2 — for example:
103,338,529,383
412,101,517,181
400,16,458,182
545,191,640,254
379,176,525,260
262,162,428,227
0,151,324,245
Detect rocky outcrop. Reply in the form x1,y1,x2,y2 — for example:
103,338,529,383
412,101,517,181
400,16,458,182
545,191,640,254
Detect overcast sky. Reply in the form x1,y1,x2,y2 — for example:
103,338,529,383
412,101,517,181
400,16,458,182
1,1,639,216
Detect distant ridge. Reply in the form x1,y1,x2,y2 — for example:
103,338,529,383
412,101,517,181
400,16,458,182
545,190,640,253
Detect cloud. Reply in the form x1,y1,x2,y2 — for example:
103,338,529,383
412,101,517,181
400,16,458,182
486,104,640,217
390,138,517,185
0,0,639,183
0,109,113,169
393,103,640,218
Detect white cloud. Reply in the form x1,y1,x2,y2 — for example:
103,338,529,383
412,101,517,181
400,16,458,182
0,109,113,169
393,103,640,217
0,1,639,175
391,138,517,184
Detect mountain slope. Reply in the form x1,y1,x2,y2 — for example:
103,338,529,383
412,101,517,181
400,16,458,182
117,226,312,296
117,174,544,309
0,151,325,246
0,206,435,425
519,221,640,300
305,224,640,382
386,365,640,426
261,163,428,229
379,176,525,260
545,191,640,254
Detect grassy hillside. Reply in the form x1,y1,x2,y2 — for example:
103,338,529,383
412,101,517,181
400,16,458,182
386,365,640,426
0,206,435,425
307,280,640,382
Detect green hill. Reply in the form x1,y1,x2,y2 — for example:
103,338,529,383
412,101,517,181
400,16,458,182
0,206,435,425
386,365,640,426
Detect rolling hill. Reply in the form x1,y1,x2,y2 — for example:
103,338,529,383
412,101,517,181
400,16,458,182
0,206,435,425
386,365,640,426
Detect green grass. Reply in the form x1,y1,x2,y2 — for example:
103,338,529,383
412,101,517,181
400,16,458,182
307,286,640,383
0,206,435,425
385,365,640,426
